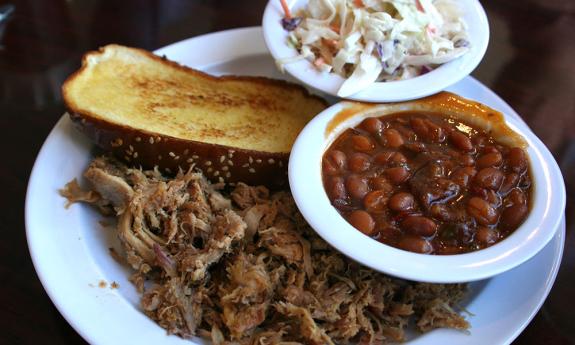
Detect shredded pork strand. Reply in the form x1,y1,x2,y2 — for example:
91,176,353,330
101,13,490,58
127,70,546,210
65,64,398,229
61,155,470,344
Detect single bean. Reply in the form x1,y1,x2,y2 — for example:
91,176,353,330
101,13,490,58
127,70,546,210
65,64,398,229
385,166,410,184
351,135,375,152
345,175,370,200
383,129,404,148
442,124,455,134
500,173,520,195
471,185,489,199
370,177,393,193
379,225,401,239
396,126,416,141
410,118,428,138
389,192,415,212
322,159,338,175
331,199,353,212
410,118,445,143
475,227,499,245
500,203,528,230
374,151,395,165
326,150,347,171
397,236,433,253
360,117,383,134
430,204,454,222
401,216,438,236
404,142,427,153
459,154,475,166
482,146,500,154
391,152,407,164
326,176,346,200
451,166,477,187
476,152,503,169
507,188,527,206
424,119,446,143
363,190,389,212
450,130,473,151
348,210,376,235
467,197,498,225
483,189,501,207
348,153,371,173
507,147,528,173
474,167,504,190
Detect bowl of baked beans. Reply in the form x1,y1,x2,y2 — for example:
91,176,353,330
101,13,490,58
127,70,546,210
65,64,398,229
289,91,565,283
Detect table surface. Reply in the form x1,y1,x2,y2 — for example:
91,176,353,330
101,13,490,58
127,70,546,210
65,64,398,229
1,0,573,344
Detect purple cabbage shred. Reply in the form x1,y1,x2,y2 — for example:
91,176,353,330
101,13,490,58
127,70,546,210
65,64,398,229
420,65,432,75
281,17,302,31
376,43,384,59
454,39,470,48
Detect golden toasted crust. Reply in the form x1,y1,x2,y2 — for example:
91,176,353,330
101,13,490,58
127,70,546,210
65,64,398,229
63,44,327,188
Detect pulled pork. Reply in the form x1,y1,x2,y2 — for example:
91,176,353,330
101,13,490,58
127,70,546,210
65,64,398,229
61,155,470,344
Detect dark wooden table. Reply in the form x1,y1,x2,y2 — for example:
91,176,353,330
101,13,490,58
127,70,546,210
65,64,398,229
1,0,573,344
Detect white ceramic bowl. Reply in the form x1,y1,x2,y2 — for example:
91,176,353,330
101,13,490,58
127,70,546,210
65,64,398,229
289,93,565,283
262,0,490,102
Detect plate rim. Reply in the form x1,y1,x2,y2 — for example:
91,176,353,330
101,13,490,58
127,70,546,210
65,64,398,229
25,26,565,345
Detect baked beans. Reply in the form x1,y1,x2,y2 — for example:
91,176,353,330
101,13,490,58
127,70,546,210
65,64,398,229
322,112,532,254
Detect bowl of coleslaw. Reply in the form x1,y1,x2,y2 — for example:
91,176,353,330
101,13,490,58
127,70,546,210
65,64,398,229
262,0,489,102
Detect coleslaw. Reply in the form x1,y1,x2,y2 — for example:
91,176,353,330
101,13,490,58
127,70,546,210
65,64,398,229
277,0,470,97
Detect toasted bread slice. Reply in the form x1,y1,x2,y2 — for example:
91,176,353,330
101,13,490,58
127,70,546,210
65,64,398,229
63,44,327,188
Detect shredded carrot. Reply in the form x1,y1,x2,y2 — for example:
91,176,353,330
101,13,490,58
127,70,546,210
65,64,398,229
322,38,339,51
354,0,364,7
330,24,340,34
280,0,292,19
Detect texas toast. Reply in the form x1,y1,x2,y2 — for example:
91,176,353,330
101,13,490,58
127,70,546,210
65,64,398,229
62,44,327,188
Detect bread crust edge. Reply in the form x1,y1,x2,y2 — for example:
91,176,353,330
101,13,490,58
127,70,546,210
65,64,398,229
69,111,291,189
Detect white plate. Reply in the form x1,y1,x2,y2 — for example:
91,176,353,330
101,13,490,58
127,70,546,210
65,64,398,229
26,27,564,345
262,0,489,101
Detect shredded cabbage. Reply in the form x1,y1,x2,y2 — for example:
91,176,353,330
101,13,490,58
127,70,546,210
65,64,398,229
277,0,470,97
